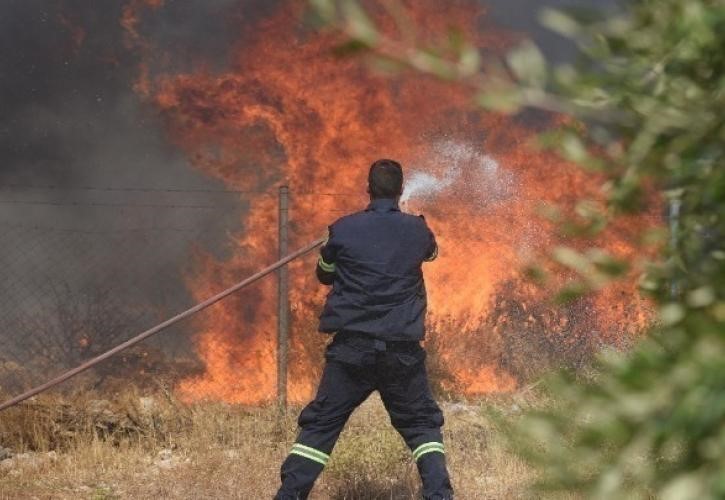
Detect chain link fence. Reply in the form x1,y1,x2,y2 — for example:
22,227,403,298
0,185,666,400
0,187,250,394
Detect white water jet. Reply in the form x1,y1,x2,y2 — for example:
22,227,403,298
401,139,515,207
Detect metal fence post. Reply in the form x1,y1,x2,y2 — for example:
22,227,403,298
669,197,681,299
277,185,289,410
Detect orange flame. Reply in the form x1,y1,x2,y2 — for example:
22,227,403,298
126,1,656,404
121,0,165,96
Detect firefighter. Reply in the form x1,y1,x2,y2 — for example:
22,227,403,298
275,159,453,500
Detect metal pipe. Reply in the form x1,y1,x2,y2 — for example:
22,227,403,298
0,237,325,412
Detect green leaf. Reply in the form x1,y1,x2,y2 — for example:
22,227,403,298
458,44,481,77
659,303,686,326
661,472,707,500
506,40,547,88
540,8,582,38
310,0,336,23
332,39,371,57
555,281,590,303
410,48,458,80
588,250,629,277
687,287,715,308
560,133,589,163
341,0,378,44
552,246,591,275
475,86,523,113
523,265,548,284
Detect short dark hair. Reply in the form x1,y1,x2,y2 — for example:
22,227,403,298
368,159,403,199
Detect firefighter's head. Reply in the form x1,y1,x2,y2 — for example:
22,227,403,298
368,159,403,200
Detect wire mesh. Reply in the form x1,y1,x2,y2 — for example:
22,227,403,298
0,188,249,393
0,184,665,400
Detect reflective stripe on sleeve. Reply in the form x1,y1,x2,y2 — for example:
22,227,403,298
289,443,330,466
318,256,336,273
412,441,445,461
424,245,438,262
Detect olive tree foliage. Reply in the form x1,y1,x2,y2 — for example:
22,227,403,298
310,0,725,497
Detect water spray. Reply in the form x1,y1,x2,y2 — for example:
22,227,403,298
400,139,512,209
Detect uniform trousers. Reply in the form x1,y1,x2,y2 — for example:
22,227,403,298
275,332,453,499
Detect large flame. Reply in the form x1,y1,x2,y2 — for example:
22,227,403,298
125,1,656,404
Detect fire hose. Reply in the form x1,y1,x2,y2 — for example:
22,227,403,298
0,237,326,412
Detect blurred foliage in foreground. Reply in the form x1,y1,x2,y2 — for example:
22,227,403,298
310,0,725,498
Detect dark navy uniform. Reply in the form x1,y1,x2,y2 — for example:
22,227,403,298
275,198,453,500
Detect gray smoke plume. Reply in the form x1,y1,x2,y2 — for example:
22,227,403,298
481,0,619,63
0,1,256,374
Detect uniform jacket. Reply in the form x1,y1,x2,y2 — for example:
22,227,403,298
316,198,437,341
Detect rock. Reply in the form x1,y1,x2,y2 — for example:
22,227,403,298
153,448,179,469
87,399,112,414
443,402,476,415
1,452,43,471
87,400,117,424
155,459,176,470
138,397,156,415
0,447,13,461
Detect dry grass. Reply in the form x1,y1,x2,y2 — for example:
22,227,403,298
0,387,550,499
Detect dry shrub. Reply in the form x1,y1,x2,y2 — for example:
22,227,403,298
0,387,189,452
324,410,417,499
422,325,464,399
0,361,35,396
491,280,604,383
0,386,550,499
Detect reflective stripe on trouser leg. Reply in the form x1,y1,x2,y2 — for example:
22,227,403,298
289,443,330,466
412,442,445,461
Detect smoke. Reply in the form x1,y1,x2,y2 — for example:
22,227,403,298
480,0,620,64
0,0,247,187
0,1,258,367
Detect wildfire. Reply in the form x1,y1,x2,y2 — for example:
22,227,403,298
123,1,657,404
